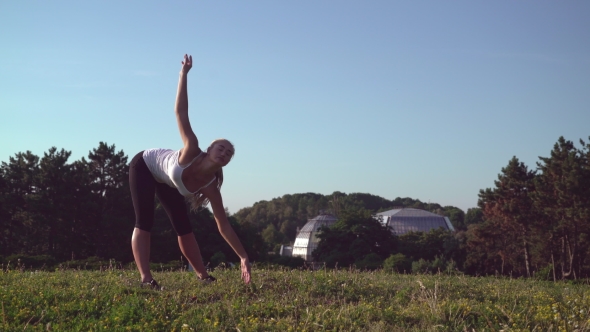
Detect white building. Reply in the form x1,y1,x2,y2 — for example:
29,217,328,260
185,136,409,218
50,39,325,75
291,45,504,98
291,213,338,261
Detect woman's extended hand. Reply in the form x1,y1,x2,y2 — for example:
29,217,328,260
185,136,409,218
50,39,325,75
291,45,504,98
241,257,251,284
181,54,192,74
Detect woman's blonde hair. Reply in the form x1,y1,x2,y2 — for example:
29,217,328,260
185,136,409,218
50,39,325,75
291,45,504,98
186,139,234,212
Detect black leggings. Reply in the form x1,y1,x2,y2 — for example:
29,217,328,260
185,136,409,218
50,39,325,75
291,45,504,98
129,151,193,236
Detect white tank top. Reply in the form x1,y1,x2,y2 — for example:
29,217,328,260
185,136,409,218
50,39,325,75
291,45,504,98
142,148,216,196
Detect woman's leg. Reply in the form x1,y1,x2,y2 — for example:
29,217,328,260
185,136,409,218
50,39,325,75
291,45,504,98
129,151,157,283
177,233,208,279
131,228,152,282
155,184,209,279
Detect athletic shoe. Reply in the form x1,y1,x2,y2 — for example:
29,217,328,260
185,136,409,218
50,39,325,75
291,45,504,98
199,275,216,284
142,279,162,290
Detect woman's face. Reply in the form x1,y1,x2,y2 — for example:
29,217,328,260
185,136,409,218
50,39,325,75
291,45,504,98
208,140,234,166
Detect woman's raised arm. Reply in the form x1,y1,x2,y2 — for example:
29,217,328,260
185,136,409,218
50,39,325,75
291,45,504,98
175,54,201,163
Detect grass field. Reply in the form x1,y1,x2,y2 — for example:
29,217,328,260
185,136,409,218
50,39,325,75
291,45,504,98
1,265,590,331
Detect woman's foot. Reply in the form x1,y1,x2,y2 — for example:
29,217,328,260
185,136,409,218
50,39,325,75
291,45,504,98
142,279,162,290
198,275,216,284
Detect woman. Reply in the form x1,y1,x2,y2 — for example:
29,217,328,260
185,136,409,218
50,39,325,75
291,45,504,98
128,54,251,288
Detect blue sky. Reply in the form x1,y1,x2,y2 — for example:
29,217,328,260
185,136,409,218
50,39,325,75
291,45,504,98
1,1,589,214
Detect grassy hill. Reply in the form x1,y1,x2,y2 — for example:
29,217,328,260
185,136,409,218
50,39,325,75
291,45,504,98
1,265,589,331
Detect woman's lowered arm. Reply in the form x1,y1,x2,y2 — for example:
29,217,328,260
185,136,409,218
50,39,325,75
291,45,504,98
206,187,251,284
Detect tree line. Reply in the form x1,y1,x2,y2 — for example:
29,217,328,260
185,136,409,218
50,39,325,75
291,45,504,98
232,136,590,280
470,136,590,279
0,142,263,267
232,192,468,252
1,136,589,280
0,142,465,268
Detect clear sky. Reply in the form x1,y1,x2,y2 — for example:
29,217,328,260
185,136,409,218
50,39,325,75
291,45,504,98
1,1,589,214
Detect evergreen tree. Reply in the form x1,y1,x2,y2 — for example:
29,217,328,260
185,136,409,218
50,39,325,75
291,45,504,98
478,156,537,277
0,151,40,257
463,218,522,276
465,208,484,226
84,142,133,260
533,137,588,279
32,147,78,259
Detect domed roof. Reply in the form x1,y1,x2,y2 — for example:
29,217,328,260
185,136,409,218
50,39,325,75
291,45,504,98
292,213,338,261
376,208,455,235
298,214,338,234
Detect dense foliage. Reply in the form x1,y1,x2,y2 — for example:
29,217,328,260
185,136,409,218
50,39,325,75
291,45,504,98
232,191,466,253
1,135,590,280
465,136,590,279
0,142,263,266
0,143,132,262
312,209,397,268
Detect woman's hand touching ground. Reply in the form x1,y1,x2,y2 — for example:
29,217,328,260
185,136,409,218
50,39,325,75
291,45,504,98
241,257,251,284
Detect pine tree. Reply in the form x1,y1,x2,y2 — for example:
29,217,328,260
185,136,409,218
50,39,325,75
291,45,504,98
0,151,40,256
533,137,588,279
477,156,537,277
84,142,132,260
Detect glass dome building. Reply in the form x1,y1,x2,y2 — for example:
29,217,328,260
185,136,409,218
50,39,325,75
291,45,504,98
376,208,455,236
292,213,338,261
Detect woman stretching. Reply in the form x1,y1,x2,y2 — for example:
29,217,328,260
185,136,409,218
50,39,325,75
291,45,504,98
129,54,251,288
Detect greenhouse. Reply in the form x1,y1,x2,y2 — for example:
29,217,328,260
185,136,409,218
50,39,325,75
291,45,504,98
375,208,455,236
291,213,338,261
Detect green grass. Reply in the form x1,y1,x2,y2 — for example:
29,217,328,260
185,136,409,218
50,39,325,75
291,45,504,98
2,266,590,331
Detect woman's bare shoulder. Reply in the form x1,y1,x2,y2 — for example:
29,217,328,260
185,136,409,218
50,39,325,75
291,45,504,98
178,146,203,166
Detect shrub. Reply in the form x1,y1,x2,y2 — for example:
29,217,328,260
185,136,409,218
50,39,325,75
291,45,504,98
154,260,185,271
355,253,383,270
61,256,121,270
323,252,352,268
445,259,462,275
383,253,410,273
210,251,227,267
411,259,431,274
535,264,554,281
431,255,446,273
267,255,305,268
4,254,57,270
